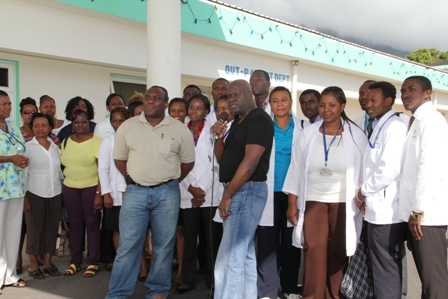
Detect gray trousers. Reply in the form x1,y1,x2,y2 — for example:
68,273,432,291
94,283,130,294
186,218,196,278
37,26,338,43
367,222,408,299
409,225,448,299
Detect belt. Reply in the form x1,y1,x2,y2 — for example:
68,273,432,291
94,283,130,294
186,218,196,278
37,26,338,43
126,176,173,188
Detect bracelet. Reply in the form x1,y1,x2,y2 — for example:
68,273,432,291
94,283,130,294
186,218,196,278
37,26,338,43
96,191,101,194
355,192,365,203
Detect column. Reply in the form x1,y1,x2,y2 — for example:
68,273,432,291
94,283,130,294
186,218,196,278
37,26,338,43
291,60,299,115
147,0,181,99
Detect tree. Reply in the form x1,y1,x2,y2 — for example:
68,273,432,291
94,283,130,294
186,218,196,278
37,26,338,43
405,48,448,65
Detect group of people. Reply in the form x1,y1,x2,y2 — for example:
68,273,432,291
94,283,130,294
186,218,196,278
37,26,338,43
0,70,447,299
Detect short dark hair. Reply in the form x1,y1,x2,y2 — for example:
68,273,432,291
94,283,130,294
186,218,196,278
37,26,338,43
0,90,8,97
269,86,292,101
128,100,143,117
187,94,211,113
168,97,188,113
215,94,228,106
106,93,124,106
39,95,55,105
20,97,38,113
183,84,201,95
149,85,169,102
109,107,130,122
30,112,54,134
64,96,95,121
252,70,270,82
404,76,432,91
368,81,397,105
299,89,320,101
70,109,88,122
212,78,230,88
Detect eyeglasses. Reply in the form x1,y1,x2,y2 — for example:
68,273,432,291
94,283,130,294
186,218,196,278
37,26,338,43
73,120,89,125
22,110,36,115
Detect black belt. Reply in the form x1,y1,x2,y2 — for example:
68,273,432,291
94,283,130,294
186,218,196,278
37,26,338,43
126,175,173,188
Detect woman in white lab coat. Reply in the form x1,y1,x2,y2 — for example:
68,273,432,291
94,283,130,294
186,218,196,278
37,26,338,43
283,86,366,299
257,86,308,299
175,94,222,294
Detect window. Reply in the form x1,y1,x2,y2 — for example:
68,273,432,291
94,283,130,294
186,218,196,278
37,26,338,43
0,68,8,87
110,74,146,104
0,60,18,124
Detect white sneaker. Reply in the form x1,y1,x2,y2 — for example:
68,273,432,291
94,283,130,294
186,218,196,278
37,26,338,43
284,294,302,299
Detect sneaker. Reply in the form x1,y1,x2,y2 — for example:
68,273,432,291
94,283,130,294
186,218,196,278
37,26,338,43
284,294,302,299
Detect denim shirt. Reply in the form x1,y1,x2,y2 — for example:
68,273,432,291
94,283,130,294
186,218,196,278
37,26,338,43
273,117,294,191
0,121,26,201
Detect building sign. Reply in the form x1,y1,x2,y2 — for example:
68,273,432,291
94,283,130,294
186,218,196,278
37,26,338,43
224,65,290,83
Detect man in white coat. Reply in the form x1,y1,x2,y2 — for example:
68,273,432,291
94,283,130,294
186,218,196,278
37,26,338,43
355,81,408,299
400,75,448,299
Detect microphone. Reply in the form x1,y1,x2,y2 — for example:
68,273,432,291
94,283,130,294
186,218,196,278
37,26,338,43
214,112,229,141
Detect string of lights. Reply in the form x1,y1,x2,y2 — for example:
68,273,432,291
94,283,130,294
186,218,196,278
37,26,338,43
180,0,448,87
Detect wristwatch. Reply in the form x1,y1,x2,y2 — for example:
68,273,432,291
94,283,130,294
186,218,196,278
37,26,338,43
411,211,423,221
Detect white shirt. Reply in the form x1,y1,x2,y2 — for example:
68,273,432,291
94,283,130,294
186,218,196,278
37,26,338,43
306,134,347,203
25,137,63,198
180,120,221,208
361,110,407,224
282,119,367,255
94,118,113,139
400,101,448,225
98,134,126,206
52,119,70,136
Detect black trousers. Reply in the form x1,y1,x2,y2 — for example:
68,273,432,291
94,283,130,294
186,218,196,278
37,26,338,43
409,225,448,299
367,222,408,299
181,206,222,288
257,192,301,298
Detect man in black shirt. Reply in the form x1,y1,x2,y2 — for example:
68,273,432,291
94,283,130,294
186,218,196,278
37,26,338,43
212,79,274,299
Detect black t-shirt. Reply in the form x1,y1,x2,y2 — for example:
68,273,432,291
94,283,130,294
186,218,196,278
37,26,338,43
219,108,274,182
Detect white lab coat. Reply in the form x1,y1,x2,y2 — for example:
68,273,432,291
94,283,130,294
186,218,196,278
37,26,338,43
361,110,407,224
98,134,126,206
400,102,448,225
282,119,367,256
180,120,221,208
259,116,306,226
94,118,114,140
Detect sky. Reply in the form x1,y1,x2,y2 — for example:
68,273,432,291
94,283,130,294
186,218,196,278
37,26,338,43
223,0,448,53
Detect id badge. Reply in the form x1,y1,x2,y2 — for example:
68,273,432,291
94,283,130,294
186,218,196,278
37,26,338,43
320,167,333,176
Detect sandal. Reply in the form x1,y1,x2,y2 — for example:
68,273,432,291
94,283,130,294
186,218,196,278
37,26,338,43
83,265,98,278
43,264,60,276
6,278,26,288
63,264,81,276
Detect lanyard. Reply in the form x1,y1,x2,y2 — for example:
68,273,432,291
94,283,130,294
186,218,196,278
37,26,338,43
321,121,342,167
368,113,398,149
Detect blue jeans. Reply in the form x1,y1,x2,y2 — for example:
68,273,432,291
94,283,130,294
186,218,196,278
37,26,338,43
214,181,268,299
106,180,180,299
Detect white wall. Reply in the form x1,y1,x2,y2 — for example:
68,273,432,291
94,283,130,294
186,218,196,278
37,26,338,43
0,51,145,123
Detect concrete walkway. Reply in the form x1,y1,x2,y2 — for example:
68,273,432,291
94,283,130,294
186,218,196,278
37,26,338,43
1,236,446,299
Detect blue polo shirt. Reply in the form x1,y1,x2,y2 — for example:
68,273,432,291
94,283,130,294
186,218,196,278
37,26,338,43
274,117,294,191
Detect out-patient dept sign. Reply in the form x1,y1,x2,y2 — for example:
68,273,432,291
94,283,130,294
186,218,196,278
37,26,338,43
224,65,290,83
